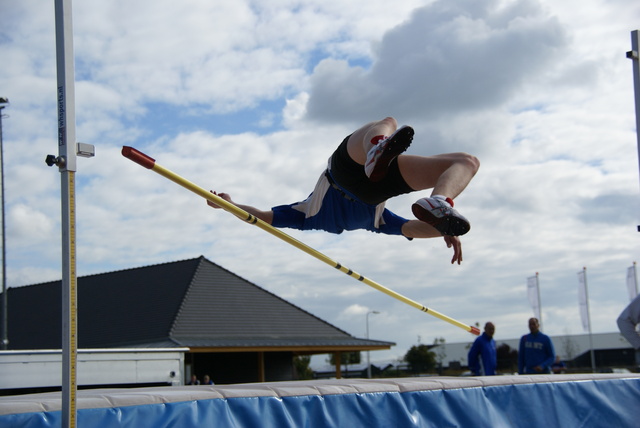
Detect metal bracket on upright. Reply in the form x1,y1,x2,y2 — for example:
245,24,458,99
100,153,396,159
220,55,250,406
46,142,95,168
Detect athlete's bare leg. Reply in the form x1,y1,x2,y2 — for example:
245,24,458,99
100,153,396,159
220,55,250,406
398,152,479,199
345,117,399,164
344,116,479,237
345,117,479,201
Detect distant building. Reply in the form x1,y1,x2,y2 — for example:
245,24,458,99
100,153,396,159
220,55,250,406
2,256,394,385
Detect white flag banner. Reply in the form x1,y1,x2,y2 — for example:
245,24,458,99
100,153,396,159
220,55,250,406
527,275,541,321
577,269,589,332
627,264,638,301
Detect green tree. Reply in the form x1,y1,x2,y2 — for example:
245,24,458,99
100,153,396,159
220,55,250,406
404,344,437,374
293,355,314,380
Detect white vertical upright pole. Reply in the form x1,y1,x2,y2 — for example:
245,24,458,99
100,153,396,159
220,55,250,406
535,272,542,330
54,0,78,426
628,30,640,229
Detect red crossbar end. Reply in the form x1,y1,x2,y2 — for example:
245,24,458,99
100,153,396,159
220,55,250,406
470,326,481,336
122,146,156,169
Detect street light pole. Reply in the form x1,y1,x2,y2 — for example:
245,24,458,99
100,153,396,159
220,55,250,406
366,310,379,379
0,97,8,351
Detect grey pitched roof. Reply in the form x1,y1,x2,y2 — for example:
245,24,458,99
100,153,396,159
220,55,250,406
6,256,394,351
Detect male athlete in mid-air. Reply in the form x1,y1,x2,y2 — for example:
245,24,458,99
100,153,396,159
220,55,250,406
209,117,479,264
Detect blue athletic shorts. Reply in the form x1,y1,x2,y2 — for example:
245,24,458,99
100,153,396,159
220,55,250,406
271,185,409,236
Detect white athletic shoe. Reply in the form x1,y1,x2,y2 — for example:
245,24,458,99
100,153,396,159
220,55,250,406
364,125,414,182
411,196,470,236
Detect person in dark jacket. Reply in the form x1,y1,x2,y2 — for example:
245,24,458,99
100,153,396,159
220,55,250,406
468,322,497,376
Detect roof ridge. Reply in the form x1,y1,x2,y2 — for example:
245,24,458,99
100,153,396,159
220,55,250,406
10,256,204,290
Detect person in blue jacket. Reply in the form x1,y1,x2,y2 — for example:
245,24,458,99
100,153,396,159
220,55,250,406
518,317,555,374
468,322,497,376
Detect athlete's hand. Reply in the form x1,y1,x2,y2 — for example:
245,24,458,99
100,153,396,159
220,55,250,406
207,191,233,208
444,235,462,265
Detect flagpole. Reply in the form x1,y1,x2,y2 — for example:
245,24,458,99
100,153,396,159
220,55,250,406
633,262,638,296
579,267,596,373
627,262,638,301
633,262,638,298
527,272,542,327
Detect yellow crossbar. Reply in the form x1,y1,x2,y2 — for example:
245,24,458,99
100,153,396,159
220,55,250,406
122,146,480,336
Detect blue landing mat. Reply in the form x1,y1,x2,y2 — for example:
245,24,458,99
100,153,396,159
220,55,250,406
1,374,639,427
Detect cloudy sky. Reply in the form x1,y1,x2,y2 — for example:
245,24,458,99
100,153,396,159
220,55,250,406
1,0,639,367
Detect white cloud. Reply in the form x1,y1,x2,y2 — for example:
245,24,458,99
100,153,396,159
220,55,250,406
8,204,56,241
305,0,571,124
338,304,370,320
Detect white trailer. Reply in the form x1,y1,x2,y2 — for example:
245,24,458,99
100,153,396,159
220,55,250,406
0,348,188,392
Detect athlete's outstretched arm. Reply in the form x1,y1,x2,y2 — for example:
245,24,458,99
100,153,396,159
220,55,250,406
207,191,274,224
401,220,463,265
209,192,462,264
